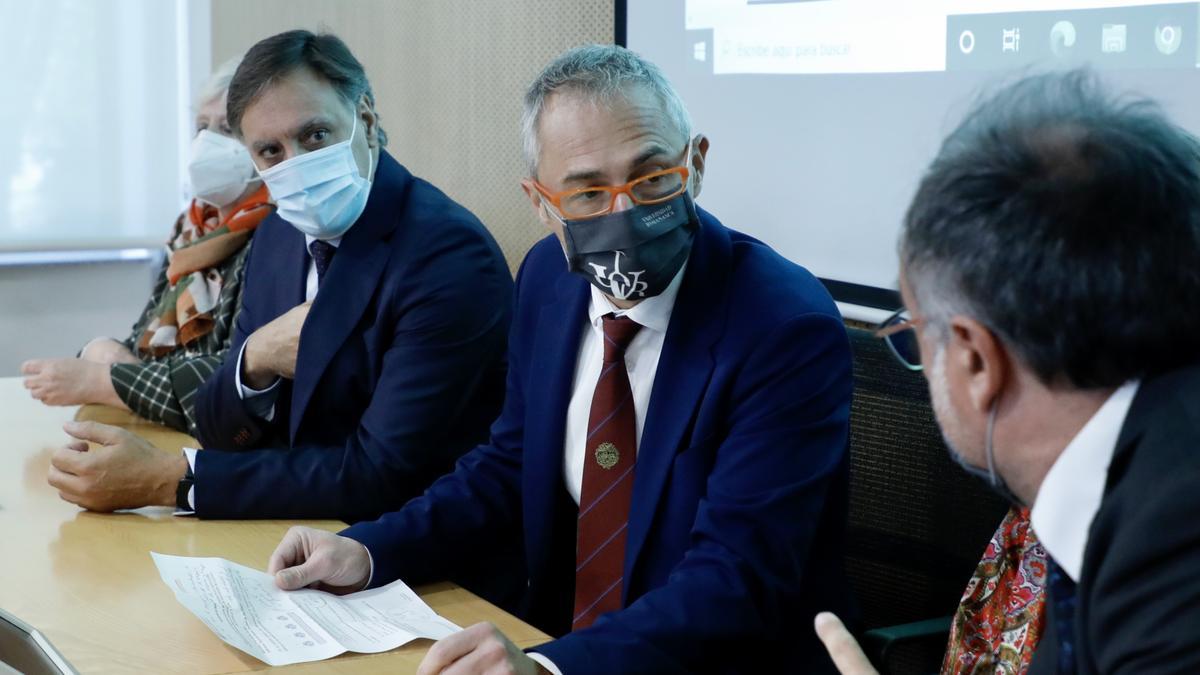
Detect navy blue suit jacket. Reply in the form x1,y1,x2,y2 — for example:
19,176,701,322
193,151,512,523
343,208,853,673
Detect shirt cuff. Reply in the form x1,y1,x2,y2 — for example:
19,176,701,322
173,447,199,516
526,651,563,675
361,544,375,591
234,340,280,421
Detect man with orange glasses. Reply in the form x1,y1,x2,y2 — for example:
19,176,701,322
264,44,855,674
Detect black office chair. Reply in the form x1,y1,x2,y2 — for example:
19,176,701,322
844,326,1009,675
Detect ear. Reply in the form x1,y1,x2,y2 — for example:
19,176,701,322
689,134,710,199
520,179,559,235
520,179,545,216
946,315,1011,415
358,95,380,149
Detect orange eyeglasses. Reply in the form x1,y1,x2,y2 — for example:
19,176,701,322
533,165,692,219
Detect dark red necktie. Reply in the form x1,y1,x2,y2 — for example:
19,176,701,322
573,314,643,630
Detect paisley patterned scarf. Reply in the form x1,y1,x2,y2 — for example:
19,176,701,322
943,507,1047,675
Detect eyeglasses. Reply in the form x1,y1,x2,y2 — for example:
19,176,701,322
533,147,692,219
875,307,924,371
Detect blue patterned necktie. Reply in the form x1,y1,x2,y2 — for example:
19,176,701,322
308,240,337,287
1046,557,1078,674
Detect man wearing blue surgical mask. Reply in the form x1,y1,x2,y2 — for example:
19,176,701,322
49,31,514,562
264,44,855,674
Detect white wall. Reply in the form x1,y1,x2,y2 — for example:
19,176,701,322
0,261,157,377
0,0,209,379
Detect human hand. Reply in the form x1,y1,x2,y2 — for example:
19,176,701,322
49,421,187,511
417,622,549,675
22,358,115,407
815,612,879,675
268,526,372,594
242,302,312,388
79,338,139,365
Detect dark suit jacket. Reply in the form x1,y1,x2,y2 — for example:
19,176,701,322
192,151,512,523
342,208,854,674
1030,363,1200,674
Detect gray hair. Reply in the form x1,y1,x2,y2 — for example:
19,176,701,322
901,69,1200,388
195,55,243,110
901,260,976,343
521,44,692,177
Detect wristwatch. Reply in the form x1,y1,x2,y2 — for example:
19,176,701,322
176,461,195,511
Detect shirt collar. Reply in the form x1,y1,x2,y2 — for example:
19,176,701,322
587,261,687,335
1031,379,1140,581
304,234,343,250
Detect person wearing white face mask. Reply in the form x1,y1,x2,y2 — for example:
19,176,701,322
21,56,273,436
45,32,516,611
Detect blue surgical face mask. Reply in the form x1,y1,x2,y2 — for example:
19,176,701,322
258,113,375,240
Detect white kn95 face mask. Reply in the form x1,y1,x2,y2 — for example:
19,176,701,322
188,130,258,207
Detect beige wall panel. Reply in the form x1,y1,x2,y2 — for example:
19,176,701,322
210,0,614,272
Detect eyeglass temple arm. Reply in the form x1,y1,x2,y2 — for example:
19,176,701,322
874,319,915,339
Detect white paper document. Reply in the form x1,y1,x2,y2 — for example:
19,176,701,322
151,552,461,666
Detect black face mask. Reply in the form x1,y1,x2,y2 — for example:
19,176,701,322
557,192,698,302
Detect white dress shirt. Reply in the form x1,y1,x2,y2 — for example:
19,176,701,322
180,235,343,512
1030,380,1140,581
528,265,685,675
561,264,686,505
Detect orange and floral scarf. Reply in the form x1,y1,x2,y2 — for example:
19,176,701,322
943,507,1047,675
138,185,273,356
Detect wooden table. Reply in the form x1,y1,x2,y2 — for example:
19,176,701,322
0,377,548,673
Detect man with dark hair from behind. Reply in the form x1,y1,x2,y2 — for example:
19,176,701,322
47,31,514,543
817,70,1200,674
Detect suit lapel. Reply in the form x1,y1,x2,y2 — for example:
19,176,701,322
623,212,731,591
523,269,590,576
273,215,309,306
289,152,406,442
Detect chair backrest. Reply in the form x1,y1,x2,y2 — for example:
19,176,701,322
844,326,1008,633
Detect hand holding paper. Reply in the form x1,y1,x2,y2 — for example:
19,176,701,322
151,552,460,667
267,525,372,594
